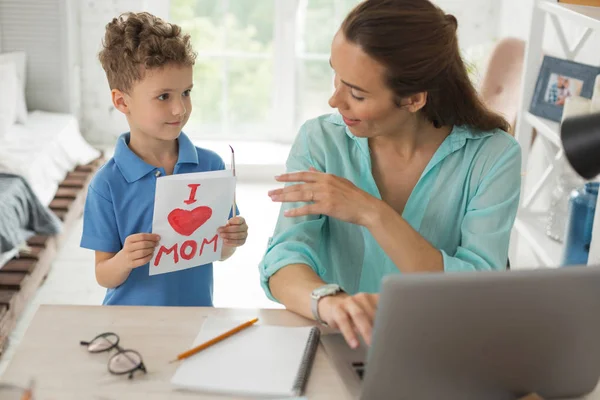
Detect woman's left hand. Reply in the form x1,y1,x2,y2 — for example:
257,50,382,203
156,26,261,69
269,168,381,227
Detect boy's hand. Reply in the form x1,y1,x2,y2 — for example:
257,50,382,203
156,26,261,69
117,233,161,269
217,216,248,247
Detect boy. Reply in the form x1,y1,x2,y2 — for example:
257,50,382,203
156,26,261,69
81,12,248,306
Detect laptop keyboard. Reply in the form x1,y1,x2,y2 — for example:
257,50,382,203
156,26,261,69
352,362,365,380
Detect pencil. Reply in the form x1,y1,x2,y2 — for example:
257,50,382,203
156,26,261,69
169,317,259,363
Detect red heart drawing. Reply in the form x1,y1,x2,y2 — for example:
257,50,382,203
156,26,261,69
167,206,213,236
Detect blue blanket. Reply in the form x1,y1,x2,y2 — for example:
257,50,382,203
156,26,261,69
0,173,62,253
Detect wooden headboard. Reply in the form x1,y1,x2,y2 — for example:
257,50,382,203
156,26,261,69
0,0,80,117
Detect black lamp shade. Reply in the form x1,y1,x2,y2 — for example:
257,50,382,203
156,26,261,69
561,112,600,180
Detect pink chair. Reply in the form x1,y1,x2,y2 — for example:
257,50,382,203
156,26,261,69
479,38,526,135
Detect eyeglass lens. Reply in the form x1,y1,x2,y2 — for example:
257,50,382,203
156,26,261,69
87,333,119,352
109,351,143,374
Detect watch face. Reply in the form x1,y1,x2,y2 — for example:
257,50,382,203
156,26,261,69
313,284,340,297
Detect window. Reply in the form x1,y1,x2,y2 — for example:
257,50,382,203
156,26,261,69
170,0,360,143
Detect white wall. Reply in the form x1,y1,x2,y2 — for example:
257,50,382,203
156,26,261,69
0,0,80,115
434,0,502,50
78,0,168,146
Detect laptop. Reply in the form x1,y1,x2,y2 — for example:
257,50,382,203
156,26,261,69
321,266,600,400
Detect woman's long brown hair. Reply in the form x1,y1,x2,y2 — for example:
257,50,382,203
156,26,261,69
342,0,510,132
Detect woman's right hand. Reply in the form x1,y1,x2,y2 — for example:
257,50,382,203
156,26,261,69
319,292,379,349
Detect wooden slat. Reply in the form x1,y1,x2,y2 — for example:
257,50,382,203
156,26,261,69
51,209,67,221
26,235,50,248
2,259,37,273
60,178,85,188
75,164,94,173
0,305,8,322
0,290,17,306
49,198,72,211
66,171,89,180
18,245,44,260
0,272,27,290
54,187,78,199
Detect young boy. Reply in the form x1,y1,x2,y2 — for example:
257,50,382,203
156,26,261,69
81,12,248,306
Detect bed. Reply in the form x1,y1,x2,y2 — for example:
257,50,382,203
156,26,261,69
0,111,101,265
0,46,96,266
0,111,103,355
0,111,101,207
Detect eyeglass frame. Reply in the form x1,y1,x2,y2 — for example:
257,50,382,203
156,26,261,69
80,332,147,379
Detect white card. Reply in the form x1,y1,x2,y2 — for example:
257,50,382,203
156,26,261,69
150,170,235,276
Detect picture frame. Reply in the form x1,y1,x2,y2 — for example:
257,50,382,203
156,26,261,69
529,55,600,122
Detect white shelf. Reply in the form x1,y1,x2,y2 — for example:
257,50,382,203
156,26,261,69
510,0,600,267
514,210,563,267
539,2,600,31
524,112,561,147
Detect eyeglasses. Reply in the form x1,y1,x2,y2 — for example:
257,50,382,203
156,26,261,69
80,332,147,379
0,380,34,400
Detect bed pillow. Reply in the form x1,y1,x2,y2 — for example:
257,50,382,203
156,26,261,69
0,52,28,124
0,62,19,138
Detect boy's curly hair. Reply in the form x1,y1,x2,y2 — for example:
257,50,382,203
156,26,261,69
98,12,197,92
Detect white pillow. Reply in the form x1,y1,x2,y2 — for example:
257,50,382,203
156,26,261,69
0,62,19,138
0,52,28,124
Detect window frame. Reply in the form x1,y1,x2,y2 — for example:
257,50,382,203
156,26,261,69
168,0,353,143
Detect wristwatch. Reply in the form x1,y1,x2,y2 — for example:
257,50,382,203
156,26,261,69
311,283,343,326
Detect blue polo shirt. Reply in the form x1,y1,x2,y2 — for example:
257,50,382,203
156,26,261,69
80,132,227,306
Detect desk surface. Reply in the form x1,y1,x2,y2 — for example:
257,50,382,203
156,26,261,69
0,305,351,400
4,304,600,400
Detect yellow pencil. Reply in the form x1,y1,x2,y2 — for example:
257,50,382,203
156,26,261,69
169,317,259,363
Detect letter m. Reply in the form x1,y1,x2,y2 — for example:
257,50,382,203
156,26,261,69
199,234,219,256
154,244,179,266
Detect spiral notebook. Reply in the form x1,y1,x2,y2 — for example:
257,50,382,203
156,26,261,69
171,317,320,398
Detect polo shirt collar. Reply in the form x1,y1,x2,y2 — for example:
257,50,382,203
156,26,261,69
114,132,199,183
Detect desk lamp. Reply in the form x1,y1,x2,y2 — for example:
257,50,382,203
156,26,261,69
561,112,600,180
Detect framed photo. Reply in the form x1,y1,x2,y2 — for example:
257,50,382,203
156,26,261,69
529,55,600,122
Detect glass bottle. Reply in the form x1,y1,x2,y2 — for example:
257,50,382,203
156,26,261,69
561,182,599,266
546,160,584,242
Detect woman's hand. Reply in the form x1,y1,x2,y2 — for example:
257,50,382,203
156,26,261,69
319,293,379,349
269,168,381,227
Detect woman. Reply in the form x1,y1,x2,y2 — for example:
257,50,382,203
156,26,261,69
260,0,521,349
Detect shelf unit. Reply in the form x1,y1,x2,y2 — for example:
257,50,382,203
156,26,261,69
514,210,563,267
538,1,600,30
512,0,600,268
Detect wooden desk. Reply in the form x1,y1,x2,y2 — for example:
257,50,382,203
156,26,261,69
0,305,351,400
5,305,600,400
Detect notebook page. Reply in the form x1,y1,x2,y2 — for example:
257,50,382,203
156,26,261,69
171,317,316,398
